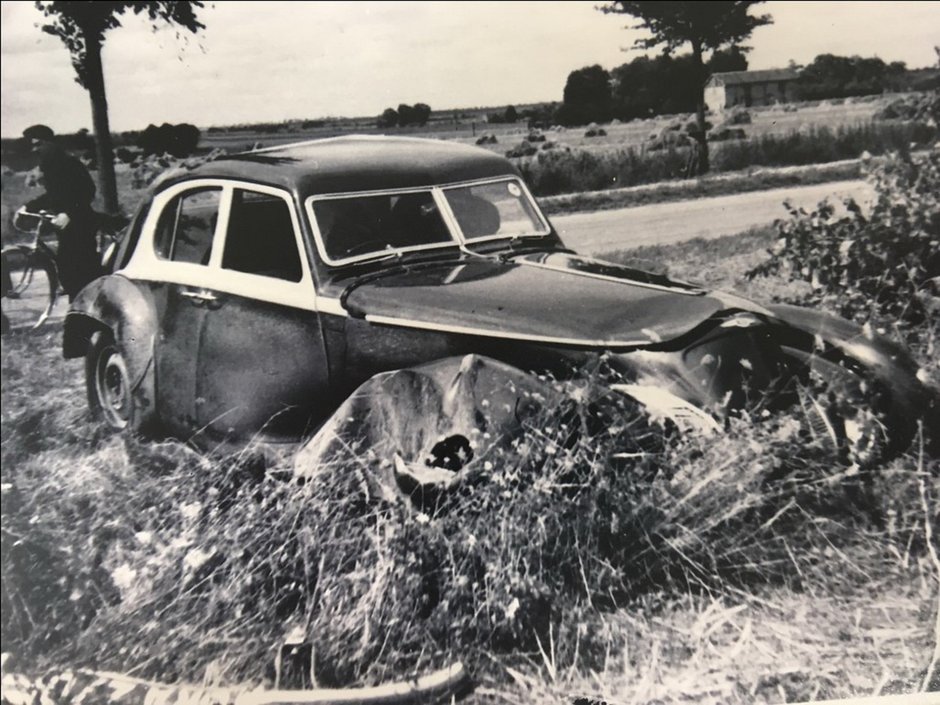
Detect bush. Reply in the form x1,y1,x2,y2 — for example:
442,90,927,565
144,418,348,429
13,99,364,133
747,150,940,334
708,127,746,142
504,141,538,158
874,92,940,123
515,145,688,196
724,107,752,125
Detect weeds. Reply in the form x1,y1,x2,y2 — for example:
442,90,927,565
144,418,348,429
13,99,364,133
2,332,936,695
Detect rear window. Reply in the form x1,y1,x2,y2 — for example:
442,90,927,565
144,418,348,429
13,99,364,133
153,187,221,265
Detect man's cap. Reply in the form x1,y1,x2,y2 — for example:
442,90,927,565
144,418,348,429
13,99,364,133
23,124,55,141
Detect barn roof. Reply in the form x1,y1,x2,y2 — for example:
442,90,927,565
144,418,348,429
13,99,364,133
706,69,800,87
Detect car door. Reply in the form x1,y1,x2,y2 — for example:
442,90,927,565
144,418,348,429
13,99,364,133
194,184,330,442
142,184,224,436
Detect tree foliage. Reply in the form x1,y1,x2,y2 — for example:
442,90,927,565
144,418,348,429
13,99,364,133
137,122,201,157
611,49,747,120
34,1,205,211
35,2,205,87
748,151,940,329
557,65,613,126
600,1,772,174
797,54,908,101
378,103,431,128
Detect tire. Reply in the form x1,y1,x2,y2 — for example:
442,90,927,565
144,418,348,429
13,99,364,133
86,331,137,431
1,246,58,330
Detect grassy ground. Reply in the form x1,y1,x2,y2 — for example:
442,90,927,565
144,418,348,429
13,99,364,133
2,222,937,702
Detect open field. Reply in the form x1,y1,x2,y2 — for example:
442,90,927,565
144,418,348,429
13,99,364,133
196,94,898,155
2,222,937,703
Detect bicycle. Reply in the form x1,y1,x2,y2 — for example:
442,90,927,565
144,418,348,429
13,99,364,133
2,208,60,330
1,207,125,333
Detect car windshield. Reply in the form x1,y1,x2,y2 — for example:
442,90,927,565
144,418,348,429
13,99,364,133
311,190,454,264
308,178,550,265
443,179,548,242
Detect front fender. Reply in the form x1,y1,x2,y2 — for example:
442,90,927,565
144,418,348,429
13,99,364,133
766,302,937,444
766,303,922,379
63,275,157,392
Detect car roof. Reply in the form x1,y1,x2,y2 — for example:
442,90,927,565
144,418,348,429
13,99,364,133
170,135,520,197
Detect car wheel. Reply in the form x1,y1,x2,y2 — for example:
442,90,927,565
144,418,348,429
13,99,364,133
86,330,136,431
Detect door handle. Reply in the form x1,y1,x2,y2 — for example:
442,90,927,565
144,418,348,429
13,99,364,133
180,289,218,303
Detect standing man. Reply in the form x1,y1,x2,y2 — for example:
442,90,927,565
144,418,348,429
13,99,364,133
22,124,101,300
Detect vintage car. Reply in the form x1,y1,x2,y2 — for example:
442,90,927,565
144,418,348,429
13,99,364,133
64,136,935,461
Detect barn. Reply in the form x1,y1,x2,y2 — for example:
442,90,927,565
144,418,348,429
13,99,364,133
704,68,800,114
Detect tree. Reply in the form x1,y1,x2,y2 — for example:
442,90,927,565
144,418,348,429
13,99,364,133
35,1,205,214
797,54,909,101
412,103,432,126
601,1,772,175
557,64,612,126
378,107,399,128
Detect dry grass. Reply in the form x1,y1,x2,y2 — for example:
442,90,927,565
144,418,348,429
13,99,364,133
2,323,937,702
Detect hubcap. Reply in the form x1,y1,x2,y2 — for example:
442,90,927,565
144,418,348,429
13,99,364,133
97,347,130,429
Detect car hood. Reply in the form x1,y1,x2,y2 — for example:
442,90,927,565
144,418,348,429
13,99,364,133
340,253,747,348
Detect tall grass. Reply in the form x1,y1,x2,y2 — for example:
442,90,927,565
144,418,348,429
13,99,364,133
519,121,937,197
2,335,936,690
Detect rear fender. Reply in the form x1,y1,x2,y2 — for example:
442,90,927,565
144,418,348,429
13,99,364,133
63,275,157,394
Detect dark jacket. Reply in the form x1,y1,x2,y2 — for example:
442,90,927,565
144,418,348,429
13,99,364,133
26,145,101,298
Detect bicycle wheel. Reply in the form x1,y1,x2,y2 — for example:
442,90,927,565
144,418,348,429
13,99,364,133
1,246,58,331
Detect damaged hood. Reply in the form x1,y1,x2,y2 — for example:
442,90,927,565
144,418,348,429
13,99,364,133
341,253,741,348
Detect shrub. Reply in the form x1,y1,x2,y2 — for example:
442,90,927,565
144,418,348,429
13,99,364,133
724,107,752,125
515,145,688,196
874,92,940,123
504,140,538,158
747,150,940,335
709,127,746,142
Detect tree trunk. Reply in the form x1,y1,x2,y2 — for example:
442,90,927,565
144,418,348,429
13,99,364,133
691,40,710,176
84,38,119,214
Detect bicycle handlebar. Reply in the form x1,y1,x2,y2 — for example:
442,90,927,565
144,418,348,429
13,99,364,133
12,207,57,236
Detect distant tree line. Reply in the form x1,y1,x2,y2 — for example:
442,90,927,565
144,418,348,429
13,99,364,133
377,103,432,128
556,47,747,126
795,54,935,100
135,122,201,157
555,51,938,127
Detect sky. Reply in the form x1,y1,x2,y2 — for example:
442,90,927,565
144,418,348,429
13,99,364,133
1,1,939,137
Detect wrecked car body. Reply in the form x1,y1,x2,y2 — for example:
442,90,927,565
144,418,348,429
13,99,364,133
62,136,936,469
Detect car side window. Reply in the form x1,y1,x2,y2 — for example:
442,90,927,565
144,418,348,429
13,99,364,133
221,189,302,282
154,187,222,265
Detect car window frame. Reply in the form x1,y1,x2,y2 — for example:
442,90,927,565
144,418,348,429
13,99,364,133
121,178,317,313
305,185,462,267
304,176,551,268
440,176,552,246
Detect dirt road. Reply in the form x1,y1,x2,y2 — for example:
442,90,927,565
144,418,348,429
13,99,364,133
552,179,874,255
